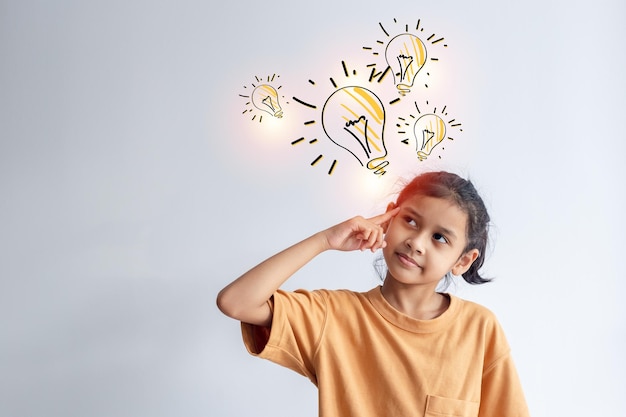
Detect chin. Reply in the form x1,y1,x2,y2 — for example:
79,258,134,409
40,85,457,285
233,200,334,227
385,271,440,287
385,273,420,285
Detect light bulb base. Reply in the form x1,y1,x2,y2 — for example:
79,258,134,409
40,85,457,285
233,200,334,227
417,151,430,161
396,84,412,96
367,158,389,176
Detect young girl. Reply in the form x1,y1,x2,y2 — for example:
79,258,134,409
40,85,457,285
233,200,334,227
217,171,529,417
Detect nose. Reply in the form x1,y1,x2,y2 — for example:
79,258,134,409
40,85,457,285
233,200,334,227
405,232,426,254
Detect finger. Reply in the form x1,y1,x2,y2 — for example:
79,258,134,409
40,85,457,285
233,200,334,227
366,227,379,249
356,228,372,251
370,208,400,235
370,206,400,226
355,222,374,251
365,225,385,252
375,225,386,250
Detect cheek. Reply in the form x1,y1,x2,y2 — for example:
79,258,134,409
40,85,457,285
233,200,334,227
383,227,402,253
385,225,405,247
382,242,390,255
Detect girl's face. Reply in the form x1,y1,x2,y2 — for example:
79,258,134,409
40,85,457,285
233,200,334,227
382,195,479,289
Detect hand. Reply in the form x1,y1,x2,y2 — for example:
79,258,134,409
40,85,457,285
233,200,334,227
322,207,400,252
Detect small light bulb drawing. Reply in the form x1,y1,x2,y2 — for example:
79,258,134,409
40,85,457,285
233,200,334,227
364,20,445,92
252,84,283,118
413,114,445,161
240,74,287,123
398,102,461,161
385,33,427,95
321,86,388,175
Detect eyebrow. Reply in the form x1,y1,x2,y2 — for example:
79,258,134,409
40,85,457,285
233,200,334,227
403,207,459,240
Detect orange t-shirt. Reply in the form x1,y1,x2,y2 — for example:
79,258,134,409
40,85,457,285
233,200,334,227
242,287,529,417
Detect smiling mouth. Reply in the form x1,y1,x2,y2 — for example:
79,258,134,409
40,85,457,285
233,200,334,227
397,253,421,268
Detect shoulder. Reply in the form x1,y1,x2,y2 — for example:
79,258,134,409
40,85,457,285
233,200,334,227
274,288,372,316
453,295,500,324
452,296,509,342
452,296,512,359
277,288,368,302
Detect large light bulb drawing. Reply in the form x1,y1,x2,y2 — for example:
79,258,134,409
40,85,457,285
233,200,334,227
413,114,446,161
251,84,283,118
384,33,427,95
321,86,388,175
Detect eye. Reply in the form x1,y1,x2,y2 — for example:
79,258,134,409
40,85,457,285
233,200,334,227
433,233,449,244
404,216,417,227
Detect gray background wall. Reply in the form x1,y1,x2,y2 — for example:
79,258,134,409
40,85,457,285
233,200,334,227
1,0,625,416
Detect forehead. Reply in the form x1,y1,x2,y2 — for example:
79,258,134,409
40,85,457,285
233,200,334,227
399,195,468,232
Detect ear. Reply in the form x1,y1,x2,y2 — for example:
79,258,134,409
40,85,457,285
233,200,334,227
451,249,480,276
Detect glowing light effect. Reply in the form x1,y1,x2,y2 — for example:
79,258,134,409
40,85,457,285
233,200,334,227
231,20,465,181
322,86,388,175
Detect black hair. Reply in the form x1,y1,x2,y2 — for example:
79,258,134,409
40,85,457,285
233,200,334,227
390,171,492,285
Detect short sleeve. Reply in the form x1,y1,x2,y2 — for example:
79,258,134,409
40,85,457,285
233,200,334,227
479,353,530,417
241,289,328,384
478,317,530,417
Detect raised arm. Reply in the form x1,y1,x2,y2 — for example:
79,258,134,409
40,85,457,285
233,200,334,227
216,208,400,327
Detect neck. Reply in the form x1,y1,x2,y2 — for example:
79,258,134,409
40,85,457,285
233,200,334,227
380,278,449,320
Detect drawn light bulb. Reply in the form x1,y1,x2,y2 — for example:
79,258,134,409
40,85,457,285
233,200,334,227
251,84,283,118
321,86,388,175
413,114,446,161
384,33,427,95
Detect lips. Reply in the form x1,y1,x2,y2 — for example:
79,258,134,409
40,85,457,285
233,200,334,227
396,252,421,268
